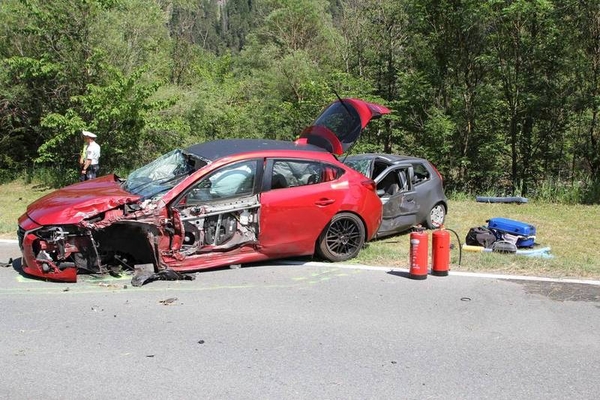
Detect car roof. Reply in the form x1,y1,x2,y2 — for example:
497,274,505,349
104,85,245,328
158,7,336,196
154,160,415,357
344,153,428,164
186,139,329,162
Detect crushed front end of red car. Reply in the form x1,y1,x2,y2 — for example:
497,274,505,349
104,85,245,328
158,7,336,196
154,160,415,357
17,175,150,282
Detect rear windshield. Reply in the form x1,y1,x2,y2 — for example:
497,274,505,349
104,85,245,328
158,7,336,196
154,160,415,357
313,102,361,147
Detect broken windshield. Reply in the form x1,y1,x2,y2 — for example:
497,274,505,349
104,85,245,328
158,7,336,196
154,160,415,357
343,158,371,178
123,149,208,199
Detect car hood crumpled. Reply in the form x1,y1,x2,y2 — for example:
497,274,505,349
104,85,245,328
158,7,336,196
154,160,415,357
26,174,141,226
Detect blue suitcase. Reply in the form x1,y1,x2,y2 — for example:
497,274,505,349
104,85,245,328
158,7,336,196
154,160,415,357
487,217,536,248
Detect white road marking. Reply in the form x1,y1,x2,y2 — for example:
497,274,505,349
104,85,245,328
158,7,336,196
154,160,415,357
280,260,600,286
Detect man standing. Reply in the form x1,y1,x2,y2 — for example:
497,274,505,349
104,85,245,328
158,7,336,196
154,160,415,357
78,136,88,181
81,130,101,180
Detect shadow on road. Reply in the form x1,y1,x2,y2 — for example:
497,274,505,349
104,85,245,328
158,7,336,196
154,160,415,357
386,270,412,279
5,257,65,283
8,257,36,280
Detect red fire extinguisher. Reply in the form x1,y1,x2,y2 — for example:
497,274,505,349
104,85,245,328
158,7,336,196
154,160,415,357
409,229,429,280
432,226,450,276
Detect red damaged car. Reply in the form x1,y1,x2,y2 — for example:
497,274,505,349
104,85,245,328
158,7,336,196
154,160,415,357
18,98,389,284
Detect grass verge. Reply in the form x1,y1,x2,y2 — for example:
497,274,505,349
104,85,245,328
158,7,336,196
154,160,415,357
355,200,600,279
2,181,599,279
0,180,53,237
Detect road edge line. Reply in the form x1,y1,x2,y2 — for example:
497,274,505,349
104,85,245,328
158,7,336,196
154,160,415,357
279,260,600,286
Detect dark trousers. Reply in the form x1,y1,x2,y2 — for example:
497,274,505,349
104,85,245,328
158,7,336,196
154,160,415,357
81,165,99,181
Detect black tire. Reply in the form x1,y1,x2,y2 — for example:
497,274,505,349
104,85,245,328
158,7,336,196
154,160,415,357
316,213,366,262
426,203,446,229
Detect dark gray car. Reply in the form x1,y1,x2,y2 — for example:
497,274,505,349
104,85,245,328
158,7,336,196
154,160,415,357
343,154,448,238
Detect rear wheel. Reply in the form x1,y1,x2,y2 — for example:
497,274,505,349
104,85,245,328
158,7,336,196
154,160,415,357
426,203,446,228
316,213,366,262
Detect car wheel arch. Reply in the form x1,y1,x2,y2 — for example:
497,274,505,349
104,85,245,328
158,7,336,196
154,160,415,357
315,211,367,262
425,201,447,229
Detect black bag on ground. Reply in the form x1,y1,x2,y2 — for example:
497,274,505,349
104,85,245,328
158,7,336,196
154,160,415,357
465,226,498,248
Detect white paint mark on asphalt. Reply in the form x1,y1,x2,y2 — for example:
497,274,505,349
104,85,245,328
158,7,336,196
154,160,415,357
279,260,600,286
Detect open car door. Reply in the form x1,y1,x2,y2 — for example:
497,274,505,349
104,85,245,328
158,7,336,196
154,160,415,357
373,164,419,237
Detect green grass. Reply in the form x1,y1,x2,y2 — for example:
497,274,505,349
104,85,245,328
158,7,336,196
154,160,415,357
355,200,600,279
0,180,53,237
2,181,599,279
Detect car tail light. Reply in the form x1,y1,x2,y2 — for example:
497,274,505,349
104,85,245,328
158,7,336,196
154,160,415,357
430,163,443,184
361,179,377,192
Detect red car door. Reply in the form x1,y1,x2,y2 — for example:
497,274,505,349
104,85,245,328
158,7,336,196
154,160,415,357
259,158,346,257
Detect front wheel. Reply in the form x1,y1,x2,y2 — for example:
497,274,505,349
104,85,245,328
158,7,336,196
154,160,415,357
426,203,446,229
316,213,366,262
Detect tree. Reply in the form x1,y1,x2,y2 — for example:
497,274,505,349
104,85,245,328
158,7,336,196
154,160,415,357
0,0,185,183
488,0,571,196
39,68,187,176
0,0,113,179
572,1,600,179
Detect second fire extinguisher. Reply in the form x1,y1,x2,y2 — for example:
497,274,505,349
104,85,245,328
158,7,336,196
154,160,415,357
432,227,450,276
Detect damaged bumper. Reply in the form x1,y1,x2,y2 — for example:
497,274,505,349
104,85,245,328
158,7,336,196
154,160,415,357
19,216,79,282
20,228,78,282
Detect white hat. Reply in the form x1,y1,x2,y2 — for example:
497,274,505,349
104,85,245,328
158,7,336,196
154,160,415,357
82,130,97,138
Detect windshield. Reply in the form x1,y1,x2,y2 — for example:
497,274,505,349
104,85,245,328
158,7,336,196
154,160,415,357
123,149,208,199
343,158,371,178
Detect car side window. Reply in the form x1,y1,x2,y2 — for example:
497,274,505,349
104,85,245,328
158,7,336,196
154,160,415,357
377,171,400,196
183,160,257,204
270,160,343,190
412,163,430,185
377,168,411,197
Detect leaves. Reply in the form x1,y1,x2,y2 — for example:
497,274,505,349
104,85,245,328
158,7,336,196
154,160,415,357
0,0,598,202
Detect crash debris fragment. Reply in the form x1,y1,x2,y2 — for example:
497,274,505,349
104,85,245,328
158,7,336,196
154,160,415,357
131,268,195,287
159,297,178,305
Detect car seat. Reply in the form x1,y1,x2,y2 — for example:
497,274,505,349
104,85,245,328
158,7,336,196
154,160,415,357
377,173,399,196
307,174,320,184
271,173,288,189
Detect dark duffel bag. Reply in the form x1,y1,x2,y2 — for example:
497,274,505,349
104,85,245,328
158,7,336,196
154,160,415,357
465,226,498,248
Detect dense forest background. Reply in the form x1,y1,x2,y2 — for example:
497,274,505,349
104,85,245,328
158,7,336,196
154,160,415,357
1,0,599,203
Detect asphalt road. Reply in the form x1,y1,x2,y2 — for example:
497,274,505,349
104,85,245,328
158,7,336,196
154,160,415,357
1,241,599,399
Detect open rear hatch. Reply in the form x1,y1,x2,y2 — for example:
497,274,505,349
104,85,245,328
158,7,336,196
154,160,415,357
295,98,391,156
